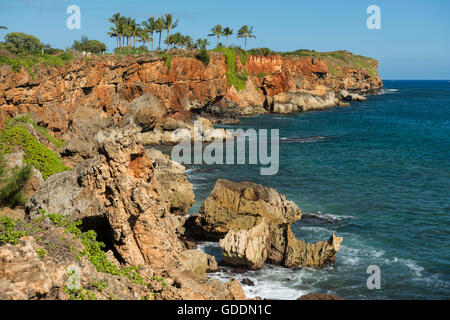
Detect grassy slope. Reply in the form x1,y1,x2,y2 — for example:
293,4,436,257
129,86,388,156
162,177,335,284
281,49,379,79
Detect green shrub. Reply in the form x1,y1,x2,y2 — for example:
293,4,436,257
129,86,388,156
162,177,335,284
1,32,43,55
213,47,249,91
64,286,96,300
0,52,73,79
163,53,173,69
37,247,47,260
0,115,70,180
248,47,274,56
72,36,106,54
0,154,31,208
43,212,146,286
0,216,28,245
257,72,267,79
232,46,250,65
195,49,210,66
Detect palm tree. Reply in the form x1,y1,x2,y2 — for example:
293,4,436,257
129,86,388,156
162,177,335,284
0,26,7,30
108,13,122,49
237,25,255,48
208,25,223,47
122,17,132,47
223,27,233,47
137,29,150,51
162,14,179,51
184,35,194,50
155,17,165,51
141,17,156,51
108,26,119,49
118,16,126,47
196,38,210,50
128,19,140,49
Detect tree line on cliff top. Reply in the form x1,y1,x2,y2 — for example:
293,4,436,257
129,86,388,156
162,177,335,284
107,13,255,53
0,16,377,79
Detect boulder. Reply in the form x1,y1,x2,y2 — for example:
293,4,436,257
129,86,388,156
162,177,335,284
0,237,66,300
145,148,194,215
339,89,366,102
195,179,343,270
220,218,270,270
284,231,343,268
179,250,219,277
196,179,302,238
140,127,162,146
297,293,344,300
160,117,188,131
268,91,337,113
121,93,166,131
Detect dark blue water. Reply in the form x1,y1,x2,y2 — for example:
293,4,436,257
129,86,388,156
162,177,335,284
186,81,450,299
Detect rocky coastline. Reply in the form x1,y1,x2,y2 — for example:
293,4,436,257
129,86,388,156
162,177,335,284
0,51,381,300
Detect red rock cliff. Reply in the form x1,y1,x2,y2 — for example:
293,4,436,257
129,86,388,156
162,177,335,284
0,52,382,133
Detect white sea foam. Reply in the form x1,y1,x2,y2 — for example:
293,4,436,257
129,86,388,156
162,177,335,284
280,136,327,143
312,211,355,220
399,258,424,277
379,88,399,95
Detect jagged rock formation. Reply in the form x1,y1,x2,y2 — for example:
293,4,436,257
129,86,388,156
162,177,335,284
284,232,343,268
145,148,194,215
0,237,66,300
220,218,270,270
23,128,246,300
0,236,152,300
195,179,343,269
196,179,302,238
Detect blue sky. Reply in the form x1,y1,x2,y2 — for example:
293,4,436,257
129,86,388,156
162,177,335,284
0,0,449,79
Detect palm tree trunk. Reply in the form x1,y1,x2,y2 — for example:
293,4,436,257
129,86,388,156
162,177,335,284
245,36,247,48
166,29,170,50
158,32,162,50
151,32,154,51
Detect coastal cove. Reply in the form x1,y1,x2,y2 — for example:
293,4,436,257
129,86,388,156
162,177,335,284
1,0,449,303
180,80,450,300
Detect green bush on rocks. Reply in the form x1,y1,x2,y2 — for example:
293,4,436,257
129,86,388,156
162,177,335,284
0,115,69,180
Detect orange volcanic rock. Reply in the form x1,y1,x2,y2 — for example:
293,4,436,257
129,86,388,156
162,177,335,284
0,52,382,137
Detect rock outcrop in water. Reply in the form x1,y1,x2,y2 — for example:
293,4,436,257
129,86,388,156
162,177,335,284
195,179,343,269
219,218,271,270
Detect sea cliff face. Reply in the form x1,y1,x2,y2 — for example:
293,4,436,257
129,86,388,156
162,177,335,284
0,52,382,139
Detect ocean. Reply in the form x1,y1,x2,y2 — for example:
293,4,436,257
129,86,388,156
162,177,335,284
185,80,450,300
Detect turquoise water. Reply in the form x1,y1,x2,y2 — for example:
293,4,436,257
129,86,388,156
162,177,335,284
186,81,450,299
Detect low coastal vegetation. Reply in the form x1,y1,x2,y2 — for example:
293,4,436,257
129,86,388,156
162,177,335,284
0,212,153,300
0,115,69,180
0,154,31,208
214,47,249,91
